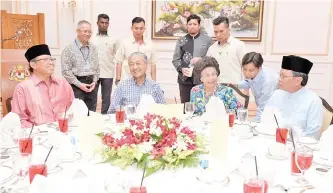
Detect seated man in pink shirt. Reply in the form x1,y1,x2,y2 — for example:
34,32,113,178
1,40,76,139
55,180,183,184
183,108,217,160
11,44,74,128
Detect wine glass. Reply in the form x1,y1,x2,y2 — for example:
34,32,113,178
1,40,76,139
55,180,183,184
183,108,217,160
12,153,31,193
184,102,195,118
295,144,313,185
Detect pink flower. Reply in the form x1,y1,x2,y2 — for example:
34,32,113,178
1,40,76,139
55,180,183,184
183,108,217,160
187,143,196,150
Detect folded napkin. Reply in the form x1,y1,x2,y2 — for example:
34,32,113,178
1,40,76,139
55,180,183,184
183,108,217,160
256,107,284,135
202,96,226,121
318,125,333,161
0,112,20,147
136,94,156,118
68,99,88,126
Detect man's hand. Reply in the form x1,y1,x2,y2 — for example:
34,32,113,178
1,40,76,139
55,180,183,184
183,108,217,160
87,82,96,92
79,83,91,92
190,57,201,65
182,68,190,77
115,79,121,85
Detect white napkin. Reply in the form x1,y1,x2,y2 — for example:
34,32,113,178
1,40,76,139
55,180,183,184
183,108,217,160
0,112,20,147
318,125,333,161
256,107,283,135
136,94,156,118
202,96,226,121
68,99,88,126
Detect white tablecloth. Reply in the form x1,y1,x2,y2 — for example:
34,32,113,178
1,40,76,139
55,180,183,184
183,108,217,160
1,112,332,193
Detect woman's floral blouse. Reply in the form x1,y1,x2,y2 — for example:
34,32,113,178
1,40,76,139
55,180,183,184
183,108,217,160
190,83,242,115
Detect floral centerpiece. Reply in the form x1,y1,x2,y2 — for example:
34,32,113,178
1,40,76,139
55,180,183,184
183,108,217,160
96,113,207,176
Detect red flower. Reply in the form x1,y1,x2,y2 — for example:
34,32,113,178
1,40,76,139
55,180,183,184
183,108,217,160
187,143,196,150
181,127,196,140
152,146,165,159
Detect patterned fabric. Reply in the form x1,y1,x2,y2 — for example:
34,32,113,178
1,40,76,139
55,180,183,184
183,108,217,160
172,33,213,85
190,83,241,115
61,39,99,87
108,77,165,113
11,74,74,128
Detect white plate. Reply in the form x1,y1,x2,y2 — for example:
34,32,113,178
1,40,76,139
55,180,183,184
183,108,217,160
61,152,82,163
196,169,230,186
0,165,14,184
313,152,333,167
239,132,254,139
266,147,289,160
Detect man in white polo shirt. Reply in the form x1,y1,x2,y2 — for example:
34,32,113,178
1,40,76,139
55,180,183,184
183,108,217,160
91,14,117,114
206,16,246,84
115,17,157,84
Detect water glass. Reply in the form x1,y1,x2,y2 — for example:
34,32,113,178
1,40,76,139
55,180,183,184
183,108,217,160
125,103,137,120
237,107,248,125
184,102,195,117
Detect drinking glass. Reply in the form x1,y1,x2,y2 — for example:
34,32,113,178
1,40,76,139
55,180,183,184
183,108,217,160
58,112,70,134
104,171,131,193
184,102,195,117
125,103,137,121
243,177,265,193
237,107,248,125
12,153,31,193
29,155,48,184
227,109,236,128
18,128,33,154
115,105,125,124
276,127,289,145
295,144,313,185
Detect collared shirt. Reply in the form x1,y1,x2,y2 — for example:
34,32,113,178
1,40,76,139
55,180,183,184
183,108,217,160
266,87,323,139
172,33,213,85
238,67,279,122
190,83,241,115
206,36,246,83
115,37,157,80
108,77,165,113
91,34,117,78
11,74,74,128
61,38,99,86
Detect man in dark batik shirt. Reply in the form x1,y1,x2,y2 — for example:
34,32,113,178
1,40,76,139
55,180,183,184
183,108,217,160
172,14,213,103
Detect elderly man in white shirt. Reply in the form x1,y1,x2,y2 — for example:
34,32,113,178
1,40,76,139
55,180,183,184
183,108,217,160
206,16,246,84
91,14,117,114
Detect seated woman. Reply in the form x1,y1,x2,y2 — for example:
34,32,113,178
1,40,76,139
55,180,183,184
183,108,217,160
190,56,241,115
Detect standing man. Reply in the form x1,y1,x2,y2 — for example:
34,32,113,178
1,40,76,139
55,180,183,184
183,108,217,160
61,20,99,112
172,14,213,103
206,16,246,84
91,14,117,114
115,17,157,83
265,55,323,139
237,52,278,122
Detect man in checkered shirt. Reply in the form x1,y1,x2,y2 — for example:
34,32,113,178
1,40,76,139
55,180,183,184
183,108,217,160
107,52,165,114
61,20,100,111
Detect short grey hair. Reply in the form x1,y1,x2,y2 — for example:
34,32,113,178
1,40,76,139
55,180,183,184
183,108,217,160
128,52,148,64
292,71,308,86
77,20,91,28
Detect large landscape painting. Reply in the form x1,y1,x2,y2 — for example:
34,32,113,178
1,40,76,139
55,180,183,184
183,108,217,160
152,0,264,41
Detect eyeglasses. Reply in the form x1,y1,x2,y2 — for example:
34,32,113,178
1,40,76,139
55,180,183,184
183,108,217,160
78,29,93,34
279,74,294,79
33,57,56,63
201,73,218,78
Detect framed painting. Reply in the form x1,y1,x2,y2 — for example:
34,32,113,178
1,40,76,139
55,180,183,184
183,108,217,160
152,0,264,41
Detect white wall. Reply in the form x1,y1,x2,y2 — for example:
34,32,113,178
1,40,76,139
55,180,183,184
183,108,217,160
5,0,333,104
